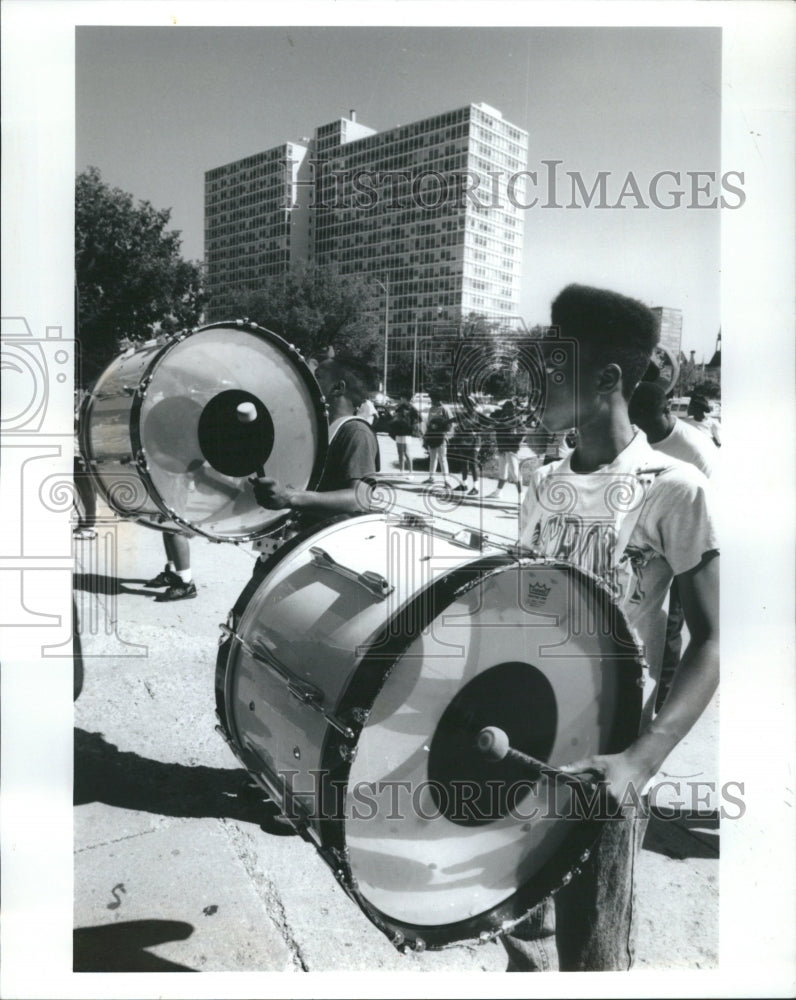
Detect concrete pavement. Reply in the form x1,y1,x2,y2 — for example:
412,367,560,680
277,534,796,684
73,432,718,973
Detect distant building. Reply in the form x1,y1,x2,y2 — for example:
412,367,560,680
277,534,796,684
204,142,310,319
651,306,683,359
204,104,529,368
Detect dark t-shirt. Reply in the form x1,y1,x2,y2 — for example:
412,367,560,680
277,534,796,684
390,403,420,437
316,418,380,493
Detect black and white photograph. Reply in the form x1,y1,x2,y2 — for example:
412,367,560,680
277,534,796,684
1,3,794,998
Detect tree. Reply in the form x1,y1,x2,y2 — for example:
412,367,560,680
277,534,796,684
75,167,205,384
223,265,383,370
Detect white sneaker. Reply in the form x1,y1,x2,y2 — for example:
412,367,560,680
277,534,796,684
485,489,501,499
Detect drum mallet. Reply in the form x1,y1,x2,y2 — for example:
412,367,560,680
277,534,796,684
236,401,266,478
477,726,596,791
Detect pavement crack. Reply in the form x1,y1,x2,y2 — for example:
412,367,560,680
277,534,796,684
221,820,310,971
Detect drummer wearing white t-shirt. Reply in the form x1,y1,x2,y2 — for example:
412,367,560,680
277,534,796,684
504,284,719,973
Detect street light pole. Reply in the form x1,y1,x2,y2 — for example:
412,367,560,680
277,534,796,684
373,276,390,399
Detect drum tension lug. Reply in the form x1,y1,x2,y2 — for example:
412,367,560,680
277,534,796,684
309,546,394,600
338,743,357,763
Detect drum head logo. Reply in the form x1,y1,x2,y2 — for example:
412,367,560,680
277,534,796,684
526,580,552,609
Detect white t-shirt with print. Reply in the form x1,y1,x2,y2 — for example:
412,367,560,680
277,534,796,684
519,432,718,727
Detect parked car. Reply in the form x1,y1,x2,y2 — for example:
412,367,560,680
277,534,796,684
372,403,395,434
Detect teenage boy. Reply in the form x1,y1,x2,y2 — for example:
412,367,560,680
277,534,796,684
505,284,719,972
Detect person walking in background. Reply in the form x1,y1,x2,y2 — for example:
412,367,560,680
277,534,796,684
423,395,454,486
389,393,421,474
449,415,482,495
486,400,525,500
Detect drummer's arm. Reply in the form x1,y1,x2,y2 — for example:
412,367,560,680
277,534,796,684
562,552,719,799
626,552,720,778
284,481,371,516
251,477,371,516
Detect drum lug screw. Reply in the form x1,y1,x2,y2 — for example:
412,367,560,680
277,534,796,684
338,744,357,763
391,931,405,948
479,931,492,944
412,937,426,953
293,746,301,759
350,707,370,725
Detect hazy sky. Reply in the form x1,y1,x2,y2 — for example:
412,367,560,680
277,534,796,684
77,25,722,356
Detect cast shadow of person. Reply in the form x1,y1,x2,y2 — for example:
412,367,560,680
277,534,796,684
73,919,197,972
74,728,294,836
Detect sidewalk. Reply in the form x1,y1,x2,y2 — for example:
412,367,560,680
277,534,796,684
72,440,718,973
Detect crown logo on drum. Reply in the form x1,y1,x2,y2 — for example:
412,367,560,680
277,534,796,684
526,581,552,607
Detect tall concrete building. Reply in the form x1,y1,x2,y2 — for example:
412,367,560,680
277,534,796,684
652,306,684,359
204,103,528,369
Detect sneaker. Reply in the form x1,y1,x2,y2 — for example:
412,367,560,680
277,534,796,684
155,580,197,602
422,477,434,484
145,566,180,588
485,489,501,499
72,527,97,540
453,483,467,491
467,487,479,496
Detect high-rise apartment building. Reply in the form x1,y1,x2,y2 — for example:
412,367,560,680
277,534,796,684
204,103,528,367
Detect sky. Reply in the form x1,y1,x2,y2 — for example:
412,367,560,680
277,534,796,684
76,25,722,357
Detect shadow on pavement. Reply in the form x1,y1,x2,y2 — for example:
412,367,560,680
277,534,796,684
73,573,157,598
73,919,197,972
74,728,295,836
644,808,720,860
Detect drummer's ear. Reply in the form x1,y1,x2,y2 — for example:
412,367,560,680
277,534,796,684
329,378,347,397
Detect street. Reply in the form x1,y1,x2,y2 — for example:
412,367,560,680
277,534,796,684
73,433,719,973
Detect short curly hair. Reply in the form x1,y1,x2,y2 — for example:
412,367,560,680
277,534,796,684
315,356,377,409
551,284,659,398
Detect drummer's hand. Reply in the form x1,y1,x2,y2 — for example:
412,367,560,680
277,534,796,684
250,475,293,510
559,751,650,812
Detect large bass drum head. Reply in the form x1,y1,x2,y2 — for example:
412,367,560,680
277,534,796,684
336,560,643,947
136,322,327,540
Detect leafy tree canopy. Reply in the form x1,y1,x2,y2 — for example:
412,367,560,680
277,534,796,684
76,166,204,384
223,265,383,370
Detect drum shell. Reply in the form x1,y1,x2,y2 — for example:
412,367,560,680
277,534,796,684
80,342,165,521
217,513,645,948
80,323,329,540
220,514,483,820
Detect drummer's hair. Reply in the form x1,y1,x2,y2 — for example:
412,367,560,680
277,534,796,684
316,356,376,408
550,284,659,398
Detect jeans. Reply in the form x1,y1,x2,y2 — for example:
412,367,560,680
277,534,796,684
503,803,650,972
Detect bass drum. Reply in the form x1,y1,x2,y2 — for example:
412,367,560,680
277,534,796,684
80,321,328,541
216,513,644,949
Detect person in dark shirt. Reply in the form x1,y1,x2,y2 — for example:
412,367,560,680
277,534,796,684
389,394,421,473
251,356,379,519
448,416,482,495
486,400,526,500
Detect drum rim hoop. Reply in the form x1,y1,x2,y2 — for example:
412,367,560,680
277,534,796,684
319,551,644,947
80,320,330,541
